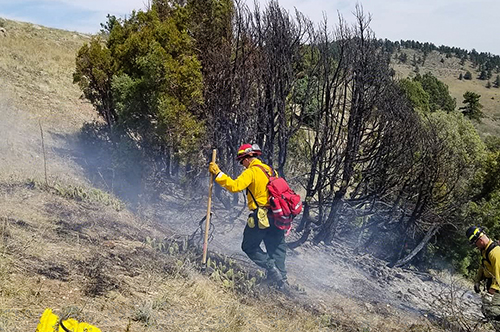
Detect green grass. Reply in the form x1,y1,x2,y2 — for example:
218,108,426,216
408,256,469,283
27,178,124,211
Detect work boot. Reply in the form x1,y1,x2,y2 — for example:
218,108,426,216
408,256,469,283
266,267,283,284
277,279,293,296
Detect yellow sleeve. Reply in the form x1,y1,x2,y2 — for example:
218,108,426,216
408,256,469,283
215,169,253,193
489,249,500,289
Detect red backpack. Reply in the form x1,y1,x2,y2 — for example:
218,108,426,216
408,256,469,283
252,164,302,231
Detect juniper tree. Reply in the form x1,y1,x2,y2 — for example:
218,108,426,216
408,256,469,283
74,2,205,175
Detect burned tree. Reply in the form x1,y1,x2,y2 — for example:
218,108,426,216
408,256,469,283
253,1,313,176
308,6,419,244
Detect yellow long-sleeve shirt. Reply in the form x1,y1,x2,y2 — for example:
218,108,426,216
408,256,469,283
475,240,500,291
215,158,273,211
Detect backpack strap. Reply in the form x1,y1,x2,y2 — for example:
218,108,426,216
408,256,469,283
246,188,259,208
246,164,275,208
483,241,498,266
254,164,276,179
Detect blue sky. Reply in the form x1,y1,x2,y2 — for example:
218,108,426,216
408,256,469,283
1,0,499,55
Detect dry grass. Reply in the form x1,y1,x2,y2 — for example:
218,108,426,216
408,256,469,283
0,179,344,331
393,49,500,136
0,18,96,131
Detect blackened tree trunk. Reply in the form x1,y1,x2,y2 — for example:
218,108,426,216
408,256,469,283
391,223,441,268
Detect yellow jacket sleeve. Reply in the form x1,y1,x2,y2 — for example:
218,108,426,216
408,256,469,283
488,247,500,290
215,168,254,194
214,159,272,210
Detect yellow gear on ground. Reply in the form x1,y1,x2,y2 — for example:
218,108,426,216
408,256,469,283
36,308,101,332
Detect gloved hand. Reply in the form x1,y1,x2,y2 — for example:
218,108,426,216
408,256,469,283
483,292,494,303
208,162,221,176
474,282,481,293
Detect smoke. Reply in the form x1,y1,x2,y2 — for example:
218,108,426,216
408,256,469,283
0,93,52,182
0,88,480,328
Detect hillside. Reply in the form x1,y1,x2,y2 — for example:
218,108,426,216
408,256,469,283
392,49,500,136
0,17,492,332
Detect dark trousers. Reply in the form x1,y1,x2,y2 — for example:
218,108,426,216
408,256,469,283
241,222,287,279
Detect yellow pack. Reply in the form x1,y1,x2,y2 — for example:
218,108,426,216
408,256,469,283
247,207,270,229
36,308,101,332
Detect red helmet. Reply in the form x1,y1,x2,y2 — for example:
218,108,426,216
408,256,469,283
236,143,262,160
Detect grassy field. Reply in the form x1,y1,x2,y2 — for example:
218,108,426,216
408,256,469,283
0,18,96,131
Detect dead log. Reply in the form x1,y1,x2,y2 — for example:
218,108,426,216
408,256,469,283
390,223,441,268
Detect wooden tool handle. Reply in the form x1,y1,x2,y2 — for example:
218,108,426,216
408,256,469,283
202,149,217,264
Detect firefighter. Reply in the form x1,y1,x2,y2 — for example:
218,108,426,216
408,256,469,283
208,143,288,290
467,226,500,331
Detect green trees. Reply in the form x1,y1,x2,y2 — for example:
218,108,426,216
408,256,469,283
465,136,500,246
460,91,483,121
479,70,488,80
413,72,456,112
399,78,430,113
73,37,116,127
74,2,205,172
494,75,500,88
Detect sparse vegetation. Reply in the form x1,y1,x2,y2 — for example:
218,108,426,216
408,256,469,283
27,178,124,211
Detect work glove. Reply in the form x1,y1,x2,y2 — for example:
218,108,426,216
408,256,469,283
208,162,221,176
483,292,494,303
474,282,481,293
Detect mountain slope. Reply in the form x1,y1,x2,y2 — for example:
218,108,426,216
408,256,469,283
392,48,500,136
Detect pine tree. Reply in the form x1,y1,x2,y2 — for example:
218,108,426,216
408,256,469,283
494,75,500,88
460,91,483,121
479,70,488,80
